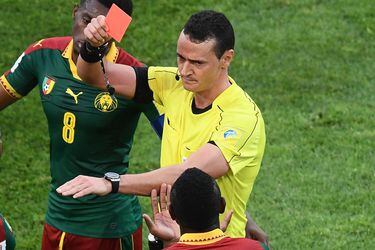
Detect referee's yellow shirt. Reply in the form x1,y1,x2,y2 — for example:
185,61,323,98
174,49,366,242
148,66,266,237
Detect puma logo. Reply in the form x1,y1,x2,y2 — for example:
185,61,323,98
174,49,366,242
66,88,83,104
33,39,44,48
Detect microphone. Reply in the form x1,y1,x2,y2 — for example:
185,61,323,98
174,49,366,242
175,69,180,81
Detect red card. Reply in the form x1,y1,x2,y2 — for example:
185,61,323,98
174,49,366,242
106,4,132,42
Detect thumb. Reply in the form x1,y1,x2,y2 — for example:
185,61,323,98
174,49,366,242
220,209,233,232
143,214,156,232
224,209,234,222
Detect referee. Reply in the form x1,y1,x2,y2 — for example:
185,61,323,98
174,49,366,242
58,10,268,244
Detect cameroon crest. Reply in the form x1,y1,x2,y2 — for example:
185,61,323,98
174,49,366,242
94,92,118,112
42,76,56,95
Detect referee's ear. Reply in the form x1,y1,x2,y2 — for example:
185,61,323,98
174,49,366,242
220,49,234,70
219,197,226,214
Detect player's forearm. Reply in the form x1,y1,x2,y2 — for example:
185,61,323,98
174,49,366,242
0,87,17,111
119,164,188,196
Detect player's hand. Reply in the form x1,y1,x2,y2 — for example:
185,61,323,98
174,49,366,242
220,209,233,232
246,213,271,249
143,183,180,243
84,15,110,47
56,175,112,198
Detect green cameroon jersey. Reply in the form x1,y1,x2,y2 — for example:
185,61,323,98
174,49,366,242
0,37,161,238
0,214,15,250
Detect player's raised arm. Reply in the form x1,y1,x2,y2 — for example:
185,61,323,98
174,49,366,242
77,15,137,99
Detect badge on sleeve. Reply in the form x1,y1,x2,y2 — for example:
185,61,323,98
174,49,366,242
42,76,56,95
224,129,237,139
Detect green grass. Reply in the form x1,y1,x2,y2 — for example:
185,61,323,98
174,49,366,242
0,0,374,249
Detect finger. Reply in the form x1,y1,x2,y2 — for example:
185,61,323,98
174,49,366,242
150,189,159,215
166,184,172,208
60,187,80,196
58,176,90,196
160,183,168,211
83,28,93,41
72,186,93,199
220,210,233,232
96,15,108,31
84,28,101,46
56,177,80,193
60,182,86,196
143,214,155,232
91,18,109,40
87,23,105,44
94,16,110,41
224,209,233,223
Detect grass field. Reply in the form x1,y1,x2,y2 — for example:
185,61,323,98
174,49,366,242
0,0,374,249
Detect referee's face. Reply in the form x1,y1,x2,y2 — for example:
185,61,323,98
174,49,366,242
177,32,228,94
72,1,110,57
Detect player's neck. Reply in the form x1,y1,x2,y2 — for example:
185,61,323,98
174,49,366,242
194,76,231,109
72,51,79,64
180,224,219,235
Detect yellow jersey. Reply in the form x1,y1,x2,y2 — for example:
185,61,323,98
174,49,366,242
148,66,266,237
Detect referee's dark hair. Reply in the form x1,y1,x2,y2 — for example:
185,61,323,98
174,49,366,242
170,168,225,231
80,0,133,16
183,10,235,59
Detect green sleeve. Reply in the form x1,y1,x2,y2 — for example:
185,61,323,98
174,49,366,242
3,47,38,97
261,242,270,250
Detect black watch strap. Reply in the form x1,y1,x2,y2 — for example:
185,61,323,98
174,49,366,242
104,172,120,193
111,180,119,193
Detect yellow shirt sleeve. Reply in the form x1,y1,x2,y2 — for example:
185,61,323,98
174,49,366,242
211,110,266,175
147,66,180,107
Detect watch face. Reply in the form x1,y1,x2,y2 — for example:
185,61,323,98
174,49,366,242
105,172,120,180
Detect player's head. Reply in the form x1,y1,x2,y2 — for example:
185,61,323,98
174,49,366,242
183,10,235,59
72,0,133,55
81,0,133,15
176,10,235,94
169,168,225,232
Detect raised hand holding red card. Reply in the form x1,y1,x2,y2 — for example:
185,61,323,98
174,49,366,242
105,3,132,42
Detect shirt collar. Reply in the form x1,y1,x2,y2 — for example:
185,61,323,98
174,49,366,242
212,76,238,107
178,228,227,246
62,39,119,81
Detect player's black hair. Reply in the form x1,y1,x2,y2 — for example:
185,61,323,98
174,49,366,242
170,168,222,231
80,0,133,16
183,10,235,59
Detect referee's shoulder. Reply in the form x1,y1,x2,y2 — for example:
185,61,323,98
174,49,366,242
226,87,261,116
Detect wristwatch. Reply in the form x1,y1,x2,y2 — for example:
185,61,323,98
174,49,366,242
104,172,120,193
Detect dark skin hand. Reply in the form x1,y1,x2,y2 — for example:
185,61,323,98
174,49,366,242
246,212,271,249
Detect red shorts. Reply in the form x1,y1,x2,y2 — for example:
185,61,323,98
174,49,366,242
41,223,142,250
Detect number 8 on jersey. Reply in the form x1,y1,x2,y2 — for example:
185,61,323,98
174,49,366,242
62,112,76,144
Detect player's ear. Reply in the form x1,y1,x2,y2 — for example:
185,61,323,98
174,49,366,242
72,4,79,19
219,197,226,214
